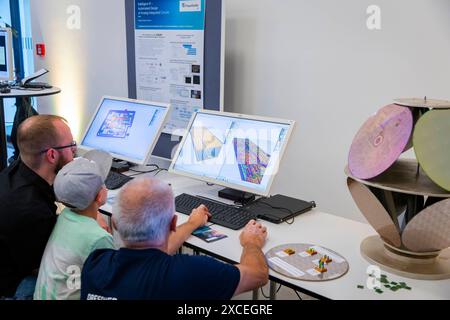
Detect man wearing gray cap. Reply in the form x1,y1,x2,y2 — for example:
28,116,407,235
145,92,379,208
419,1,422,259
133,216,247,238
34,150,115,300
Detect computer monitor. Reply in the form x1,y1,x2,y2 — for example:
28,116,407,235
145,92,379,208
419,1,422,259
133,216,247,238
80,96,170,165
0,27,14,81
169,110,295,197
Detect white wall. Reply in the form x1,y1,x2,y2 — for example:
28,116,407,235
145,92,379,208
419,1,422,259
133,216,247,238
30,0,450,222
224,0,450,221
30,0,128,137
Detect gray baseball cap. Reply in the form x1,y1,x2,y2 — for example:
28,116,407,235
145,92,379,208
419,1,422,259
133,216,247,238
54,150,113,210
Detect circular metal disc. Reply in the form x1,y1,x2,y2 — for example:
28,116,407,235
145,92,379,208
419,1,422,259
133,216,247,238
413,109,450,191
394,98,450,109
349,104,413,180
347,178,402,247
402,199,450,252
266,243,349,282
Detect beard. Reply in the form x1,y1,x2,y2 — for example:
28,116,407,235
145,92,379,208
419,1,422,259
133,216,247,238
54,152,72,174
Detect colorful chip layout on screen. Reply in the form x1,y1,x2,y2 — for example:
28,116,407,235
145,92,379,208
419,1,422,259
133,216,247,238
170,111,294,196
233,138,271,184
97,110,136,138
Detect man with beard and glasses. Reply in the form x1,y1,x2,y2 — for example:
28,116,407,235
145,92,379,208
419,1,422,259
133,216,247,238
0,115,76,299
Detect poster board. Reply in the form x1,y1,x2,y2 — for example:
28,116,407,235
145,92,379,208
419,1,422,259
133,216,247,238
125,0,224,160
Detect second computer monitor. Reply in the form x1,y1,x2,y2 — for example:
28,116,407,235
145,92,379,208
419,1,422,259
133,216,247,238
0,27,14,81
80,96,170,165
170,110,295,196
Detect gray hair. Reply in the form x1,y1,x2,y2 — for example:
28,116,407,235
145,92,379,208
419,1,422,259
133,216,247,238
113,177,175,244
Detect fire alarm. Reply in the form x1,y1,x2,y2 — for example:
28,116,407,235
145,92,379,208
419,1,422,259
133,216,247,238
36,44,46,57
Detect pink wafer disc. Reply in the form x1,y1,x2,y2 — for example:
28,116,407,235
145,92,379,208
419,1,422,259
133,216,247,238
349,104,413,180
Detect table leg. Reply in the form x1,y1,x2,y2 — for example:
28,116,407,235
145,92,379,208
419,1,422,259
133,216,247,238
269,281,277,300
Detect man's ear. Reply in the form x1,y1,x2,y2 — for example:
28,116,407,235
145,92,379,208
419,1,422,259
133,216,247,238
45,149,58,165
96,187,107,205
170,215,178,232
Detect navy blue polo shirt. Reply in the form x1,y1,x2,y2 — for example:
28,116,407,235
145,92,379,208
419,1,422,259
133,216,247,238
81,248,240,300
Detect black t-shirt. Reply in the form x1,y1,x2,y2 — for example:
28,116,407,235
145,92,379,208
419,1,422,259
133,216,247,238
0,160,57,297
81,248,241,300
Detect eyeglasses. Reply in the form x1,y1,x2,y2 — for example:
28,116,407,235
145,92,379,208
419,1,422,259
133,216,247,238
40,141,77,154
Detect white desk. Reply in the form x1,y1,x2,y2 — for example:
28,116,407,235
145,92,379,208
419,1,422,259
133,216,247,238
101,171,450,300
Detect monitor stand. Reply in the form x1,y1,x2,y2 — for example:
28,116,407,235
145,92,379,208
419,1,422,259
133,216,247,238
111,159,131,173
147,155,171,170
218,188,256,205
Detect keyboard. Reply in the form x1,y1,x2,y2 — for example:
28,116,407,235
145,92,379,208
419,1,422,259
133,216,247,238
22,82,52,89
105,171,133,190
175,193,256,230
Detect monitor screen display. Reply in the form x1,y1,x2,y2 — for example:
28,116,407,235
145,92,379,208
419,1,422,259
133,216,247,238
81,97,170,165
170,111,295,196
0,28,14,81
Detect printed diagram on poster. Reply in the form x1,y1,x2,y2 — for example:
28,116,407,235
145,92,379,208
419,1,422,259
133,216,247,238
135,0,206,134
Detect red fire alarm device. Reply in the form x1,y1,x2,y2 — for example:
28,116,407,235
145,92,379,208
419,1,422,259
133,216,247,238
36,44,46,57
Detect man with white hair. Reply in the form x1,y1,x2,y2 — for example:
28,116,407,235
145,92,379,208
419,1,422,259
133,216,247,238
81,177,269,300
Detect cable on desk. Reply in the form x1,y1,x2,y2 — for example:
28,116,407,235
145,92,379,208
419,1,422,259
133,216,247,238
284,217,295,225
153,168,168,177
256,199,317,214
127,164,160,173
256,199,296,214
195,195,252,211
128,168,159,174
260,287,269,299
260,284,282,299
256,199,316,226
11,86,46,92
126,164,162,177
